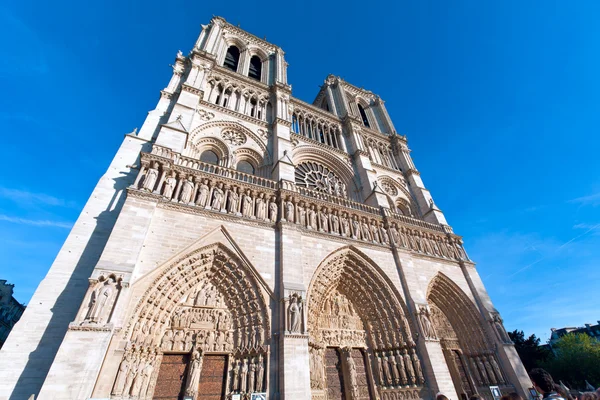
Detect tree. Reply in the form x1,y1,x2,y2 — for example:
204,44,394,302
508,330,551,370
542,333,600,389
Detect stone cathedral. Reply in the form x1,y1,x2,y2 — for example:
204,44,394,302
0,16,530,400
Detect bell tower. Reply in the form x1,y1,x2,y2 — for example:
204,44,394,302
0,16,531,400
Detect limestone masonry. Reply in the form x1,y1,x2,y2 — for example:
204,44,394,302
0,16,531,400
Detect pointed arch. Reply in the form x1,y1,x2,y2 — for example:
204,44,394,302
188,120,269,157
308,246,414,342
124,242,272,351
427,273,507,396
427,273,491,353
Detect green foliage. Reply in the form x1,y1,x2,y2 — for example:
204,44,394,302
508,330,551,370
542,333,600,389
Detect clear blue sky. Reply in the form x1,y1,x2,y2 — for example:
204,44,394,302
1,0,599,342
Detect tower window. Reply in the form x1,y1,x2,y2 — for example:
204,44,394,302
200,150,219,165
249,56,262,81
224,46,240,72
236,160,255,175
358,104,370,128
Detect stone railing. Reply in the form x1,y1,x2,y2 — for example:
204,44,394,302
132,149,468,263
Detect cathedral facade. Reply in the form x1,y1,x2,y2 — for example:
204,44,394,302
0,17,530,400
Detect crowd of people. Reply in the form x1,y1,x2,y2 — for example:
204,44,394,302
434,369,599,400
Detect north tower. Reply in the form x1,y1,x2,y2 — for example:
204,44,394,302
0,16,530,400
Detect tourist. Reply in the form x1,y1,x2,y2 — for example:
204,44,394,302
577,393,598,400
469,395,483,400
437,393,450,400
501,393,524,400
529,368,565,400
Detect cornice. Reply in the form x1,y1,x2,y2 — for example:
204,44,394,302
198,100,269,128
290,97,342,125
212,65,271,92
274,117,292,127
371,161,403,176
181,84,203,97
291,133,349,158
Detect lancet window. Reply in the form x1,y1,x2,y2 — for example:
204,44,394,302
236,160,255,175
248,55,262,81
206,77,269,122
291,111,342,150
365,137,400,170
358,103,370,128
223,46,240,72
295,161,348,198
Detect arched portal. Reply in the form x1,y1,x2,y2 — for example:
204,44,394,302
110,244,271,400
307,247,425,400
427,274,508,400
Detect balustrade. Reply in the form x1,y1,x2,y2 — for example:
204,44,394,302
133,150,468,263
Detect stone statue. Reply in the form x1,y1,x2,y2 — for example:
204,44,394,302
288,295,302,332
248,358,256,393
361,219,371,241
377,354,386,386
197,180,210,207
142,162,159,191
411,348,424,384
211,183,224,210
403,348,416,385
228,187,240,213
255,193,267,220
231,360,240,392
418,306,436,340
297,201,306,226
112,352,132,395
492,313,511,343
184,348,201,397
346,352,359,399
319,208,329,232
179,176,194,204
395,350,408,385
131,355,145,396
380,226,389,244
351,215,360,239
308,205,317,229
331,211,340,234
371,221,381,243
257,355,265,391
269,196,278,222
162,172,177,199
139,354,155,398
84,277,117,324
240,358,248,393
341,213,350,236
285,200,294,222
242,190,253,217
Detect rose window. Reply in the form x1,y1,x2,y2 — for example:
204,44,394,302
221,129,246,146
295,162,347,197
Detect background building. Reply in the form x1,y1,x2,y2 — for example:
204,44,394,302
0,280,25,349
0,16,530,400
549,323,600,345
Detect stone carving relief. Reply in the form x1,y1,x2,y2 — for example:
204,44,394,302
112,245,271,399
490,312,512,344
307,249,425,397
295,161,348,198
112,346,162,399
287,292,304,333
416,304,437,341
81,274,121,326
196,108,215,121
229,354,266,395
380,180,398,196
221,129,247,146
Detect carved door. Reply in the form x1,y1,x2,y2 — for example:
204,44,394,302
153,354,189,400
350,348,372,400
198,355,228,400
325,348,346,400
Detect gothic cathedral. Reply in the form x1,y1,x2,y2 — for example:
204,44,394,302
0,16,530,400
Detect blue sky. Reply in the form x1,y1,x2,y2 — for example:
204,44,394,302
1,0,599,342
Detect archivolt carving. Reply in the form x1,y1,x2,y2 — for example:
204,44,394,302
307,246,425,393
233,147,266,168
427,273,507,389
188,120,269,155
184,136,230,163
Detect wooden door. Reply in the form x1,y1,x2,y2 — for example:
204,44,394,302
198,355,228,400
324,347,346,400
153,354,189,400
